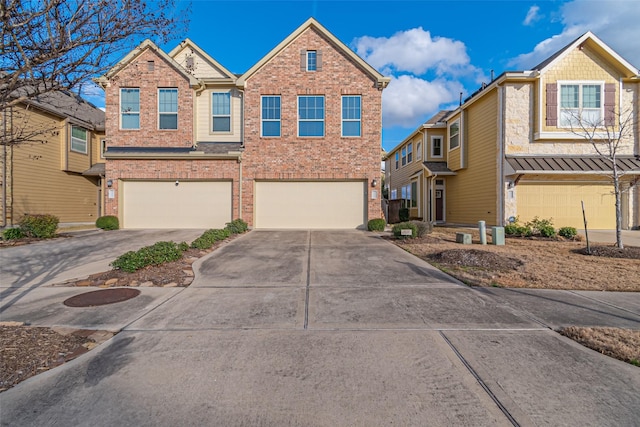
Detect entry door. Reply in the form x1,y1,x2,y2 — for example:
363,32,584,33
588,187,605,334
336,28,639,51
435,179,445,222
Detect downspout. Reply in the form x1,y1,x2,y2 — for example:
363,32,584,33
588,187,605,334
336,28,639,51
238,155,242,222
193,82,205,148
2,107,8,227
497,84,505,226
237,88,244,221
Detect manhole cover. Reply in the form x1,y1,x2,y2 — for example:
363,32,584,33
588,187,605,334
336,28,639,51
64,288,141,307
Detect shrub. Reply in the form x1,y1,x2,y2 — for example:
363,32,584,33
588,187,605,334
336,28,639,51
410,220,432,237
392,221,417,238
399,208,410,222
96,215,119,230
111,241,185,273
18,214,59,238
558,226,577,239
526,217,554,236
225,218,248,234
504,224,519,235
538,225,556,237
3,227,25,240
367,218,386,231
190,228,231,250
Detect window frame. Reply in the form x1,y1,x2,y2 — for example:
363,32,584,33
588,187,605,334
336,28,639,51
416,142,422,160
558,81,604,128
298,95,325,137
390,189,397,200
407,142,413,164
431,136,443,158
401,147,407,166
120,88,140,130
341,95,361,137
261,95,281,137
395,152,399,170
158,88,178,130
411,181,418,208
212,91,232,133
70,125,88,154
100,138,107,159
307,50,317,71
448,120,460,151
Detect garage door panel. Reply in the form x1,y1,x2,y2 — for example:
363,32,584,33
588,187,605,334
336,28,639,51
256,181,366,229
123,181,232,229
517,183,615,229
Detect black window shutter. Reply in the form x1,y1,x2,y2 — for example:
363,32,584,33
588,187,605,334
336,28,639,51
546,83,558,126
604,83,616,126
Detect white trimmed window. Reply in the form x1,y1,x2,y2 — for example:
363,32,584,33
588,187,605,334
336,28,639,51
416,142,422,160
120,88,140,129
342,96,361,137
395,152,399,170
100,139,106,158
411,181,417,208
298,96,324,137
559,82,603,127
307,50,317,71
158,88,178,130
70,126,88,154
449,120,460,150
212,92,231,132
431,136,443,158
261,96,281,137
401,146,407,166
391,189,397,200
407,142,413,163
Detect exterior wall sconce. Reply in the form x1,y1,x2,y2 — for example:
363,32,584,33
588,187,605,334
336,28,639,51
372,178,378,187
175,180,180,186
106,179,113,188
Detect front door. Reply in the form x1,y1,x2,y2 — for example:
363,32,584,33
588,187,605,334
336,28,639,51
435,179,445,222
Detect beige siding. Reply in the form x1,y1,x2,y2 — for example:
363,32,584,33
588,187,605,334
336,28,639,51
195,88,243,142
426,129,447,162
446,89,499,225
446,112,462,171
386,132,424,218
172,47,230,80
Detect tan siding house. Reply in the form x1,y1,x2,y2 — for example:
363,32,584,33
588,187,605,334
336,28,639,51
387,31,640,230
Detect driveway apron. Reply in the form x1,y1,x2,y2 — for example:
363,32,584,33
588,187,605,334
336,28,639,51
1,230,639,426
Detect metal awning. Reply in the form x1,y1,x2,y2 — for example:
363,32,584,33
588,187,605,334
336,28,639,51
505,156,640,175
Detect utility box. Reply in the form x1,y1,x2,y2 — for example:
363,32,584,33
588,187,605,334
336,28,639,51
491,227,505,245
456,232,472,245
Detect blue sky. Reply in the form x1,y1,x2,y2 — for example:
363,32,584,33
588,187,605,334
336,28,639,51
86,0,640,152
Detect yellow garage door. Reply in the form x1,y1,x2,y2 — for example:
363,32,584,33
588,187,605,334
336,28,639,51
517,182,615,229
255,181,366,229
123,181,232,229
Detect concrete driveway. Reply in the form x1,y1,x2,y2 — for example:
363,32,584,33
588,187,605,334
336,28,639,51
1,230,639,426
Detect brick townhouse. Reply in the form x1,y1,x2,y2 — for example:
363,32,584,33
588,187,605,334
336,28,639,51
96,18,390,229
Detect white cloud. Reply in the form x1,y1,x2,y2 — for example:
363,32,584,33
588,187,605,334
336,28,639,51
382,75,464,128
510,0,640,69
523,5,541,26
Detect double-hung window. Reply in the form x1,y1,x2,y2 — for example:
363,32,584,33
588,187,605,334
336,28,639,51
158,88,178,130
401,184,413,208
342,96,361,137
261,96,281,137
416,142,422,160
449,120,460,150
401,147,407,166
432,136,443,157
120,88,140,129
411,181,417,208
407,142,413,163
212,92,231,132
560,82,602,127
298,96,324,137
395,152,399,169
307,50,317,71
70,125,88,154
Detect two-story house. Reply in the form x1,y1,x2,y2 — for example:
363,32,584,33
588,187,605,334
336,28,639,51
386,32,640,230
96,18,389,229
1,90,106,227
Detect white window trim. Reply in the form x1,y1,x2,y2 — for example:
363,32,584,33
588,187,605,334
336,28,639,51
416,142,422,160
448,119,461,151
297,95,325,138
261,95,281,138
100,139,106,159
307,50,317,71
395,152,399,170
211,91,232,133
401,146,407,167
70,125,88,154
557,80,605,129
158,88,178,131
431,136,443,158
407,142,413,164
120,88,140,130
341,95,361,138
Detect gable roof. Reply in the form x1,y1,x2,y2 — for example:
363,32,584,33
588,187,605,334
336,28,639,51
94,39,200,88
532,31,639,78
168,38,237,81
23,90,105,131
237,18,390,88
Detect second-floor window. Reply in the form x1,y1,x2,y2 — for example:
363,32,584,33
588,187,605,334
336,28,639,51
432,136,443,157
449,120,460,150
298,96,324,137
212,92,231,132
307,50,317,71
262,96,281,137
407,142,413,163
342,96,361,137
401,146,407,166
560,82,602,127
416,142,422,160
120,88,140,129
395,152,399,169
158,88,178,130
70,125,88,154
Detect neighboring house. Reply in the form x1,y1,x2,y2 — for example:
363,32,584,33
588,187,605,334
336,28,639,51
95,18,389,229
1,91,106,227
386,32,640,230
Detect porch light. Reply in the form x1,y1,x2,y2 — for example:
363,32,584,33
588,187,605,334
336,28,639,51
372,178,378,187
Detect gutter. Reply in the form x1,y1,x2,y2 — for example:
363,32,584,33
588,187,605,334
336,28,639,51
104,151,242,160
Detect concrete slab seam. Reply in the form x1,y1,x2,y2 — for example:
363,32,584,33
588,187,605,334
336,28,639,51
438,330,521,427
121,287,188,331
304,230,311,330
567,290,640,317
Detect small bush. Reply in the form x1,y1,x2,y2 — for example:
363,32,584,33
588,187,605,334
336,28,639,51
526,217,554,235
558,226,577,239
367,218,386,231
504,224,519,235
399,208,410,222
392,221,418,238
225,218,248,234
538,225,556,237
178,241,190,252
3,227,25,240
96,215,119,230
111,241,185,273
410,220,432,237
18,214,59,238
191,228,231,250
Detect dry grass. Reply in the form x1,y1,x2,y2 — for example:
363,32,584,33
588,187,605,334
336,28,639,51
559,327,640,367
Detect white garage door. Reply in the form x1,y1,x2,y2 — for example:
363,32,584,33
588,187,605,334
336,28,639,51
255,181,366,229
517,182,616,229
122,180,232,229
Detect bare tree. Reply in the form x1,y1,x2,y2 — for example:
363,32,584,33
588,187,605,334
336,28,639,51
569,109,638,249
0,0,189,140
